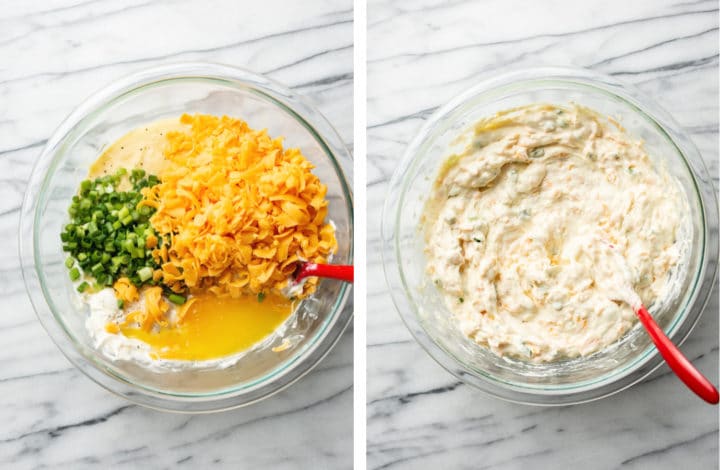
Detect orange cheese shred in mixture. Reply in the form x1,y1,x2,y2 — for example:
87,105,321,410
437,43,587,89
113,277,139,304
143,114,337,300
119,286,169,332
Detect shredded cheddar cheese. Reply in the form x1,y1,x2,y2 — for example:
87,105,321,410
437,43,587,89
143,114,337,300
113,277,139,304
121,286,169,331
175,296,198,323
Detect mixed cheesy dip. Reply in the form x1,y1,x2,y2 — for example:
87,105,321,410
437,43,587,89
422,104,689,363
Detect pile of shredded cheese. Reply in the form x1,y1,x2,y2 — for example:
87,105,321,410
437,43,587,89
142,113,337,301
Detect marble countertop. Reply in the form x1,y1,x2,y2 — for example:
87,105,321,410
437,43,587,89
367,1,718,469
0,1,353,468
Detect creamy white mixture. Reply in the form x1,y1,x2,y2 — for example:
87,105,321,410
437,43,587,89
422,104,689,363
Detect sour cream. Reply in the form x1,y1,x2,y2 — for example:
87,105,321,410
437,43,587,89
422,104,690,363
85,289,159,368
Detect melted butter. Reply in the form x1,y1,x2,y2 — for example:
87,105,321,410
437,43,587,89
121,292,294,361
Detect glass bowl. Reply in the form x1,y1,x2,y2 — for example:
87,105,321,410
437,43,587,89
382,66,718,405
20,62,353,412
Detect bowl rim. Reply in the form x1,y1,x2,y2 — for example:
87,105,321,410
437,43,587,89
381,65,719,406
19,61,354,413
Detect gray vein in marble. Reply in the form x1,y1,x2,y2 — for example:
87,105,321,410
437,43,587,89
0,140,47,156
621,429,719,466
295,71,354,89
0,1,157,47
611,54,718,75
265,44,353,74
0,18,353,86
369,7,717,63
590,26,717,66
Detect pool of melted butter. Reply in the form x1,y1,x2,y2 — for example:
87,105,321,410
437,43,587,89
121,292,294,361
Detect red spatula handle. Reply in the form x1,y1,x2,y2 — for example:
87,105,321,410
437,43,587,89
296,263,354,283
636,305,718,404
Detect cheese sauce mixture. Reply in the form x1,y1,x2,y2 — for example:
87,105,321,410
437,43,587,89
422,104,689,362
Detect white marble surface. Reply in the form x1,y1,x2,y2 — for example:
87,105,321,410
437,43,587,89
367,1,719,469
0,1,353,468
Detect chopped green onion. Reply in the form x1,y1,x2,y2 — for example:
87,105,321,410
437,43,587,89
528,147,545,159
257,292,266,303
137,267,153,282
77,281,89,293
61,169,162,290
168,293,186,305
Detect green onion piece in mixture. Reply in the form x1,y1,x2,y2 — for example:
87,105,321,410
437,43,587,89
168,294,186,305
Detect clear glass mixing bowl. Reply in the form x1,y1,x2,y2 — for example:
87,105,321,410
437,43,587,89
20,62,353,412
382,67,718,405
